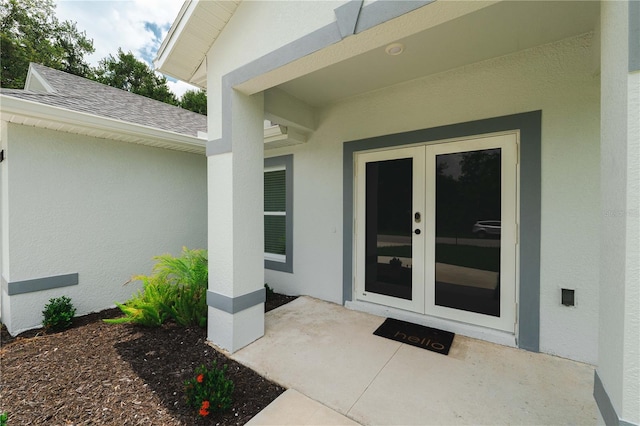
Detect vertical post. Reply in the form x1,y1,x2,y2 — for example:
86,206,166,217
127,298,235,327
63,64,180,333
596,1,639,424
206,88,265,353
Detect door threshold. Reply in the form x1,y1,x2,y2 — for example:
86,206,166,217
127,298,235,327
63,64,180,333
345,300,517,348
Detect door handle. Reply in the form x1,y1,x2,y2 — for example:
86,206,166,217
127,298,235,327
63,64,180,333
414,229,421,235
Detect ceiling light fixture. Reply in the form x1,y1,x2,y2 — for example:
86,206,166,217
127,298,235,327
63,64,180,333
385,43,404,56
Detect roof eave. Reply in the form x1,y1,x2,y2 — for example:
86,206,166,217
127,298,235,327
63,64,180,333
0,95,206,155
154,0,198,82
154,0,240,87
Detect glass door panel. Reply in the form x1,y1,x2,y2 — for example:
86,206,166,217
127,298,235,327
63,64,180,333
364,158,413,300
355,146,425,313
425,135,517,332
434,149,502,316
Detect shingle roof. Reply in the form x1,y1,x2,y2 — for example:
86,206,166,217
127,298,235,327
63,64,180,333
0,63,207,138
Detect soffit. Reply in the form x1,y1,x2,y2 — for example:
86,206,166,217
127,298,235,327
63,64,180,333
277,1,600,107
155,0,240,87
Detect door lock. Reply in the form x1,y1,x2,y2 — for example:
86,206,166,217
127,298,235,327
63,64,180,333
414,212,421,223
414,229,421,235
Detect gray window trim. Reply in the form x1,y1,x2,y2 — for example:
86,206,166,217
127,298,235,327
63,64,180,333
343,111,542,352
264,154,294,273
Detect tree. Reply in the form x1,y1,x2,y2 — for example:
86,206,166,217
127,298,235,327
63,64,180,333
93,49,178,106
0,0,94,88
180,89,207,115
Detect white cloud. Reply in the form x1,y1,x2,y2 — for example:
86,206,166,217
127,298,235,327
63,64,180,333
53,0,191,97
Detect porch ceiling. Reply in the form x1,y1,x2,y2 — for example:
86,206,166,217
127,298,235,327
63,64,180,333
277,1,600,107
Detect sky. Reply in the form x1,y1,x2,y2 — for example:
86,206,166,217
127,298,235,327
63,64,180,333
53,0,197,98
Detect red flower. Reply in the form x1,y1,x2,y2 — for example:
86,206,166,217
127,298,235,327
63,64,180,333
196,374,204,383
199,407,210,417
201,400,210,409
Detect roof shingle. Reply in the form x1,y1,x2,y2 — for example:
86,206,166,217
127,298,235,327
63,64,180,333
1,63,207,138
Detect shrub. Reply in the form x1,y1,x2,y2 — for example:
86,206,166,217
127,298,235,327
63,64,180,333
42,296,76,331
0,411,8,426
264,283,275,297
106,247,208,328
184,361,234,418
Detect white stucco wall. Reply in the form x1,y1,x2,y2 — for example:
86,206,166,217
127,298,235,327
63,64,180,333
264,33,601,364
598,1,640,423
0,121,9,325
1,124,207,335
623,67,640,424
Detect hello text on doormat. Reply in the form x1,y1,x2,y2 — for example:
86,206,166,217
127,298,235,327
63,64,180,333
374,318,455,355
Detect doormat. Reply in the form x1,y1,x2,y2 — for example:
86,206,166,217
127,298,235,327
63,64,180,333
373,318,455,355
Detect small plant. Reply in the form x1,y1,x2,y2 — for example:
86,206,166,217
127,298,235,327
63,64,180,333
42,296,76,331
264,283,275,297
0,411,8,426
184,361,234,418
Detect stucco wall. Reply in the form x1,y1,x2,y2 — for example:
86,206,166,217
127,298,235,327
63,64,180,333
598,1,640,422
264,33,601,364
1,125,207,335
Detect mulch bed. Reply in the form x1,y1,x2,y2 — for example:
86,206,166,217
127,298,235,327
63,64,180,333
0,293,297,425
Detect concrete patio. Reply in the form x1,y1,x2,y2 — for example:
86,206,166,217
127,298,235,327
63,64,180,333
232,297,599,425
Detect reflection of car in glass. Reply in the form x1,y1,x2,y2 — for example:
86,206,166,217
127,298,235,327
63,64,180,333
472,220,501,238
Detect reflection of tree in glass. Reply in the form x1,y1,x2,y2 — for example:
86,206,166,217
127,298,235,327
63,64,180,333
375,159,413,236
460,150,501,224
435,149,501,238
436,157,461,237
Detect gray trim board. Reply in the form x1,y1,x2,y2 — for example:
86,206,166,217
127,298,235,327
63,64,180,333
4,273,79,295
218,77,234,158
228,0,432,89
354,0,433,34
207,138,232,156
207,288,266,314
343,111,542,352
264,154,294,273
594,370,638,426
630,0,640,72
335,0,364,39
230,25,342,88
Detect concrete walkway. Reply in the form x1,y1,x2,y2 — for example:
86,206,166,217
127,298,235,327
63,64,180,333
234,297,599,425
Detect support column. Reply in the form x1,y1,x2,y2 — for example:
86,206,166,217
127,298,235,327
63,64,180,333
206,88,265,353
596,1,639,425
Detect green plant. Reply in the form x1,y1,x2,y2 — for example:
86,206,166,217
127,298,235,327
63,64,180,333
264,283,275,297
154,248,208,327
184,361,234,418
42,296,76,331
105,277,175,327
0,411,8,426
105,247,208,327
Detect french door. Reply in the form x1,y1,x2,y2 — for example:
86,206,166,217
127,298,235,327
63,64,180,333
354,134,518,332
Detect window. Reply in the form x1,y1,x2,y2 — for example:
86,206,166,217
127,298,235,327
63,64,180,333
264,155,293,272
